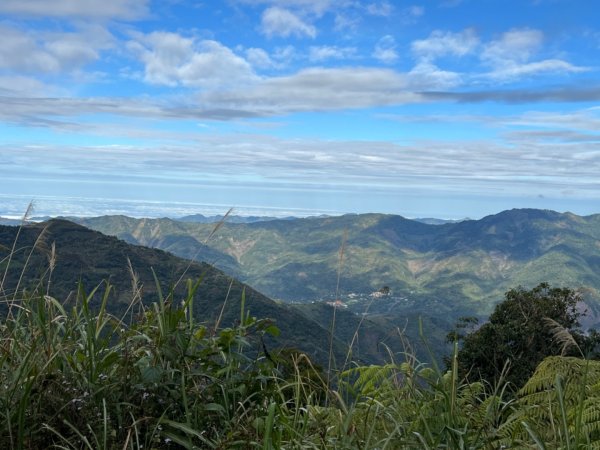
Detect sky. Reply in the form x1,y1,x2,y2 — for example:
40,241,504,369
1,0,600,219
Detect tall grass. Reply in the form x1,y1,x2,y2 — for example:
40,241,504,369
1,218,599,448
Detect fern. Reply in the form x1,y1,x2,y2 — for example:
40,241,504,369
516,356,600,447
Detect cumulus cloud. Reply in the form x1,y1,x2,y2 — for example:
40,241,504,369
411,28,479,61
245,47,276,69
408,62,461,89
273,45,296,60
482,28,543,64
409,27,585,82
0,24,113,74
308,45,356,62
127,32,256,88
373,35,398,64
0,76,53,96
261,7,317,38
480,29,587,80
399,5,424,24
0,0,149,20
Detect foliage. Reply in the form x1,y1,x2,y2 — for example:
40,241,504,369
0,220,351,366
0,280,289,448
454,282,593,390
4,217,600,448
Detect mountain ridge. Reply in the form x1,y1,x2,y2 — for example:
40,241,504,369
0,218,445,365
73,208,600,326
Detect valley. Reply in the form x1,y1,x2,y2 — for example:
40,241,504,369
75,208,600,327
0,219,449,366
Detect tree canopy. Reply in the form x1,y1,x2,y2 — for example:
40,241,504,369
453,283,595,390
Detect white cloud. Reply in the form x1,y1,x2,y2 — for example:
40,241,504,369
273,45,297,63
486,59,587,81
199,67,423,114
408,62,461,89
507,108,600,132
0,0,149,20
411,29,479,61
245,47,276,69
373,35,398,64
333,13,361,32
0,65,425,125
366,2,393,16
260,7,317,38
6,129,600,204
0,24,113,74
0,76,54,96
0,26,59,73
127,32,256,88
481,28,587,80
482,29,543,64
309,45,356,62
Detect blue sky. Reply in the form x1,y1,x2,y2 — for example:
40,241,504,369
1,0,600,219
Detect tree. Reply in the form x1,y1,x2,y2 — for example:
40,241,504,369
453,283,589,390
378,285,391,295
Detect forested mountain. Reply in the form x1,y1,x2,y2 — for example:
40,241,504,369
0,219,447,365
76,209,600,325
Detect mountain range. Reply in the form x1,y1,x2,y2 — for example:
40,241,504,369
72,209,600,328
4,207,599,365
0,219,445,366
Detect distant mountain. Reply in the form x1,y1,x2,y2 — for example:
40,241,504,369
0,217,21,226
0,219,446,365
177,214,298,223
413,217,468,225
0,216,51,226
75,209,600,327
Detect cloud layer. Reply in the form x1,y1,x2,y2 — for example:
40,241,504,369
0,0,598,217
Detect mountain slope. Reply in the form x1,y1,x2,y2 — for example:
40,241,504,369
77,209,600,323
0,219,443,365
0,220,333,364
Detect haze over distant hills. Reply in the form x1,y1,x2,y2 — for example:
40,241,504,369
176,214,465,225
0,213,465,227
72,208,600,327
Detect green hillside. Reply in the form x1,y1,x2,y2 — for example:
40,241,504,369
77,209,600,324
0,219,448,365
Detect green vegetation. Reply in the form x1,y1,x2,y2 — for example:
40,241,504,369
453,283,600,390
0,219,450,366
3,278,600,448
0,220,357,366
4,213,600,448
78,209,600,325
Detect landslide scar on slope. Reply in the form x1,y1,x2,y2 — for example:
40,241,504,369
225,237,257,264
132,219,161,243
